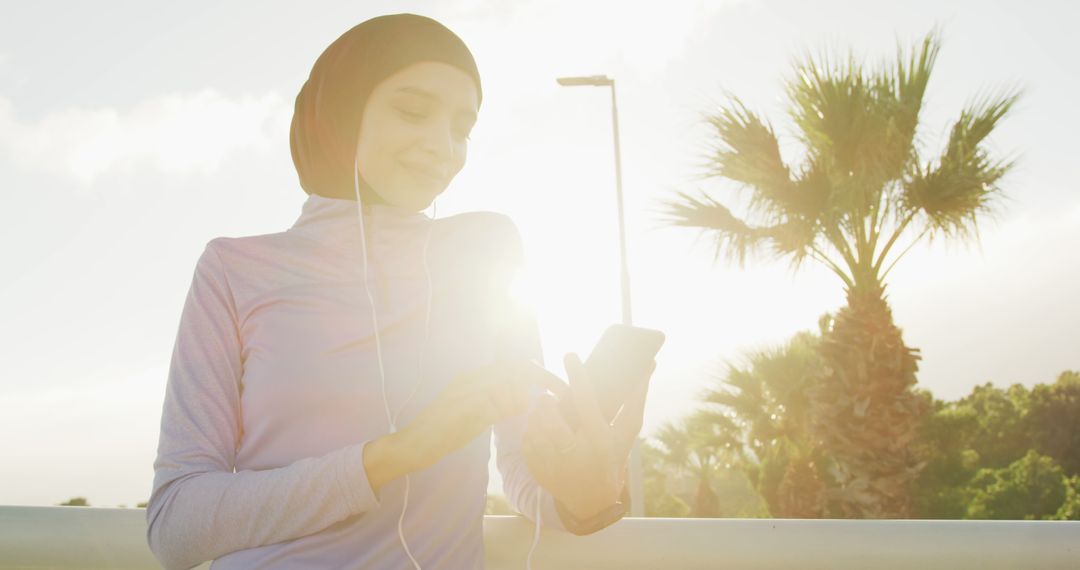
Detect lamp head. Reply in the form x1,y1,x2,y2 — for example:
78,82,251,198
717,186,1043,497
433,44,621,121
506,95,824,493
556,75,613,87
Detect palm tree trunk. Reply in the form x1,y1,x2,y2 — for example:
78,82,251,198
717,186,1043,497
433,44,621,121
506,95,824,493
694,465,720,517
811,282,928,518
777,454,826,518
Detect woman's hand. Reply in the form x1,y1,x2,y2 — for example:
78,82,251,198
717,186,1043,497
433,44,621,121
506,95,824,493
523,353,655,520
370,360,563,488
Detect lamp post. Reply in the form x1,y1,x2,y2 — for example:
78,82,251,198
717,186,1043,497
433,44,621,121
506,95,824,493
556,74,644,517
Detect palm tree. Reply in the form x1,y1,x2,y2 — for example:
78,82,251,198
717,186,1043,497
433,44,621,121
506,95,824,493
652,410,741,516
662,31,1019,517
705,328,827,517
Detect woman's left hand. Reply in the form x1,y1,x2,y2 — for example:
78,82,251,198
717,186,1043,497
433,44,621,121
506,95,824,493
522,352,655,520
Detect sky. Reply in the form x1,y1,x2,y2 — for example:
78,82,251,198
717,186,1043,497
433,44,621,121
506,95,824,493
1,0,1078,508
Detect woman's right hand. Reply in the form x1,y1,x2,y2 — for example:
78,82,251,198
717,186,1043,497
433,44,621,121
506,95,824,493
363,360,566,492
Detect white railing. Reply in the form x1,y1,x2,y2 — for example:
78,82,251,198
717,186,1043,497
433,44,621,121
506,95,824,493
1,505,1078,569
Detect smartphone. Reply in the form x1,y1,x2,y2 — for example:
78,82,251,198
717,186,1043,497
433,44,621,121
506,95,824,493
559,324,665,430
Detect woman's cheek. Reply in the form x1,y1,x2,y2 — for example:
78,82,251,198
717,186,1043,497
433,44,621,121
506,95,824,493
452,143,468,171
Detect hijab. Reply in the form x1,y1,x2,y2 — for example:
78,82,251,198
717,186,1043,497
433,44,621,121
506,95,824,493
290,14,483,201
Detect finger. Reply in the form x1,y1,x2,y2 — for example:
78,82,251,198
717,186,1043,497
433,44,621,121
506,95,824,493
524,419,559,463
526,397,545,435
564,352,607,436
536,395,577,449
526,393,560,433
521,361,570,399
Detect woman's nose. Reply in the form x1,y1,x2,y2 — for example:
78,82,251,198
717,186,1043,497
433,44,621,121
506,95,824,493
419,122,455,161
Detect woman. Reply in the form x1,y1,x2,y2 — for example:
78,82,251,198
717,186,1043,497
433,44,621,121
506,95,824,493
146,13,651,569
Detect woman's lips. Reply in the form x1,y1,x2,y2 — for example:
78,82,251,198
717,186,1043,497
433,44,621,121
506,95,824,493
401,161,445,184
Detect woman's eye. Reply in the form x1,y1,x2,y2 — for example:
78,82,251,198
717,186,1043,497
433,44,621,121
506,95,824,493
397,108,426,120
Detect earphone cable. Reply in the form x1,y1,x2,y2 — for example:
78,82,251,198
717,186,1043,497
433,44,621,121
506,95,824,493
392,200,437,427
353,159,541,570
354,159,422,570
526,487,543,569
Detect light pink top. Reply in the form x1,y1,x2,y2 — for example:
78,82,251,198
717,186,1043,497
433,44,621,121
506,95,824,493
146,193,568,570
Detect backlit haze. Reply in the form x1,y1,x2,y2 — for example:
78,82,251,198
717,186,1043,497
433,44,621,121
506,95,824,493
1,0,1077,507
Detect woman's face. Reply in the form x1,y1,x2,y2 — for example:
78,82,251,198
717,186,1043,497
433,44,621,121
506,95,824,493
355,61,479,210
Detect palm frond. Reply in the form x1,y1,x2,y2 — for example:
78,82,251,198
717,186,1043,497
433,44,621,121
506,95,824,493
955,89,1020,150
892,29,940,148
687,409,743,451
902,88,1020,241
658,191,773,267
653,421,691,467
787,50,872,176
790,157,834,225
703,97,804,221
786,36,940,221
766,216,818,270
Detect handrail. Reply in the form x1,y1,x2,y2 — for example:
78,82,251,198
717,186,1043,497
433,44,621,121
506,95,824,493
1,506,1078,569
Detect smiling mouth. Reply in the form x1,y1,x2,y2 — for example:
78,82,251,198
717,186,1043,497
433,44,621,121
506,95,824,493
401,162,445,184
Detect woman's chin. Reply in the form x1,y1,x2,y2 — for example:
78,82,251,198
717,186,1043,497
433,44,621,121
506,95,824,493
386,185,445,212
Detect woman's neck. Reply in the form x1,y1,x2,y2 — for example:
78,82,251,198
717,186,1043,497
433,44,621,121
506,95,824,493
310,177,387,205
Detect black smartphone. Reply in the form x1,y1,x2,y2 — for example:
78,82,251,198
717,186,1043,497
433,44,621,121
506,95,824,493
560,324,665,430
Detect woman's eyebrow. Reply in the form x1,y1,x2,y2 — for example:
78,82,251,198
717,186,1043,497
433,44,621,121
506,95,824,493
395,86,437,99
394,86,477,122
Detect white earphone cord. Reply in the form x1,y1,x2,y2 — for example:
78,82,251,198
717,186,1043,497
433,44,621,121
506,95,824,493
353,159,543,570
354,159,423,570
527,488,543,570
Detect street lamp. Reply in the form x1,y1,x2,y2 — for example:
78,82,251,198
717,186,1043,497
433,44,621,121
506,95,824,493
556,75,631,326
556,74,643,516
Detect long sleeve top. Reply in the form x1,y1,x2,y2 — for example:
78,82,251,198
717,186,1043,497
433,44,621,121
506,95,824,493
146,193,573,570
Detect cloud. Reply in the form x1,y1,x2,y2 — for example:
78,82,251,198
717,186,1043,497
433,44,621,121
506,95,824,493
0,89,291,185
440,0,743,78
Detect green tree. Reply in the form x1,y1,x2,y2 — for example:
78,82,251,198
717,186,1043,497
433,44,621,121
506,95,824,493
1025,371,1080,476
662,30,1018,518
1051,475,1080,520
912,371,1080,519
967,450,1067,520
958,382,1031,469
910,392,981,518
58,497,89,506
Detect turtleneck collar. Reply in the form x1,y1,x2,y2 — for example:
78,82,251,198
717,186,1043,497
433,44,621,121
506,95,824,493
288,192,432,243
